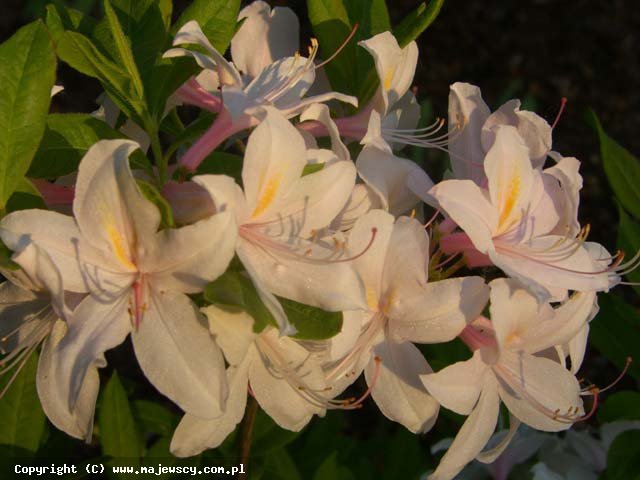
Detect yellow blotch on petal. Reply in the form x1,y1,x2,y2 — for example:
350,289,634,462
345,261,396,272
252,174,282,218
366,286,379,311
383,68,395,91
106,224,136,270
497,171,522,232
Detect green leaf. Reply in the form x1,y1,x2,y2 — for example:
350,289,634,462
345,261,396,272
252,409,301,457
606,430,640,480
589,110,640,220
261,448,302,480
103,0,145,100
278,298,343,340
145,56,200,121
175,0,241,53
616,203,640,295
308,0,391,103
98,371,142,461
6,178,46,213
589,293,640,380
29,114,136,178
57,31,146,125
195,151,244,184
313,451,354,480
132,400,178,437
0,240,20,270
394,0,446,47
598,391,640,423
136,179,175,229
0,351,46,453
46,4,99,44
302,163,325,177
204,270,277,333
0,21,56,210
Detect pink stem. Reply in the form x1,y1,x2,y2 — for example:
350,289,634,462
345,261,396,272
176,78,223,113
31,179,75,206
459,317,496,351
179,111,252,172
438,217,457,235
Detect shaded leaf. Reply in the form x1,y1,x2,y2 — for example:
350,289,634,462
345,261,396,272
0,21,56,209
136,179,175,229
394,0,446,47
598,391,640,423
606,430,640,480
175,0,241,53
278,298,343,340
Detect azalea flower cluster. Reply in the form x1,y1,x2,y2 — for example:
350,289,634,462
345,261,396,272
0,2,632,479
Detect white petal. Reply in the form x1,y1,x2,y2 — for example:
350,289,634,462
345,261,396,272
232,1,299,79
170,362,249,457
300,103,349,161
476,414,521,463
484,126,535,235
237,238,366,314
348,210,395,310
391,277,489,344
420,350,489,415
250,332,324,431
132,289,227,418
357,146,433,216
167,20,242,87
146,211,237,294
497,351,583,432
73,139,158,270
447,82,491,184
57,293,130,411
359,32,418,114
366,339,439,433
203,304,256,366
242,108,307,220
429,377,500,480
0,210,125,293
192,174,250,225
330,184,381,232
37,320,99,441
429,180,497,252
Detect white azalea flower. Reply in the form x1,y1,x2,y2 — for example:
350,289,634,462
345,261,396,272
430,124,621,300
325,210,489,433
0,139,237,419
194,108,366,334
421,278,596,480
447,82,553,184
171,305,329,457
0,244,97,441
165,6,356,171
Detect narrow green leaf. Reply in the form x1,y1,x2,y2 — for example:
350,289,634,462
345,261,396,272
598,391,640,423
606,430,640,480
278,298,343,340
132,400,178,437
0,240,20,270
57,31,146,125
589,293,640,380
145,56,200,121
103,0,145,100
394,0,446,47
302,163,325,177
204,270,277,333
98,371,141,461
262,448,302,480
195,151,244,184
616,203,640,295
45,4,98,44
589,110,640,219
252,409,301,457
136,179,175,229
0,21,56,209
175,0,241,53
0,351,46,453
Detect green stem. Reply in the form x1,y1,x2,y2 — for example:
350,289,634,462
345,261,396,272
238,396,258,480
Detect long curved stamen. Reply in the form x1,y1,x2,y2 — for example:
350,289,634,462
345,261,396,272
551,97,568,130
580,356,632,395
315,23,359,69
241,225,377,266
493,363,585,424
